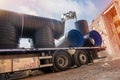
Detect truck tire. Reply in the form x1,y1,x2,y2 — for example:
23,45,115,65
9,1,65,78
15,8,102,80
52,50,72,71
74,50,88,67
0,21,18,49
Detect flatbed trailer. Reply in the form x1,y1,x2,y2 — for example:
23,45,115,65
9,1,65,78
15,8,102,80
0,46,105,77
0,10,106,80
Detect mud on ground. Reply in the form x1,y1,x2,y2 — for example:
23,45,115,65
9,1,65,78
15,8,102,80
20,59,120,80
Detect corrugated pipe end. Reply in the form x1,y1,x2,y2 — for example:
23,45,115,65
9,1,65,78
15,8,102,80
67,30,84,47
89,30,102,46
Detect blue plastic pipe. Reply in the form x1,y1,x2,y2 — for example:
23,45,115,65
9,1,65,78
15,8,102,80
84,30,102,46
57,29,84,47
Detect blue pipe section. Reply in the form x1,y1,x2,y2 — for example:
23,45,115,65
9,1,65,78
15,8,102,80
68,30,84,47
86,30,102,46
57,29,84,47
75,20,102,46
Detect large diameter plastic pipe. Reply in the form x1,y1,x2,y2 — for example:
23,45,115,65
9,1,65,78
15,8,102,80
0,9,65,39
0,21,19,49
33,26,55,48
75,20,89,35
75,20,102,46
84,30,102,46
0,9,65,48
57,30,84,47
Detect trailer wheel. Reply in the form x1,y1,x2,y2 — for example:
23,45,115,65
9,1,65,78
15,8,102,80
53,50,72,71
74,50,88,67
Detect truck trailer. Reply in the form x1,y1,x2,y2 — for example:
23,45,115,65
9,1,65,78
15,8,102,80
0,10,105,80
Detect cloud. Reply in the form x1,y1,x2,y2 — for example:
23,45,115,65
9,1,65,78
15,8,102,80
0,0,99,31
19,6,39,16
0,0,5,7
18,0,83,19
37,0,81,13
81,0,98,16
0,0,98,20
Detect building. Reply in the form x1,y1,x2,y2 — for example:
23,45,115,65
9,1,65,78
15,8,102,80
90,0,120,59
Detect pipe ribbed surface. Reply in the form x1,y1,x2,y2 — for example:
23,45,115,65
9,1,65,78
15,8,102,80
0,9,65,48
0,21,18,49
0,9,64,39
84,30,102,46
57,30,84,47
33,26,55,48
75,20,89,35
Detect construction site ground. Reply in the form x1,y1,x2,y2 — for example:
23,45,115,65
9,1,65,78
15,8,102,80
11,58,120,80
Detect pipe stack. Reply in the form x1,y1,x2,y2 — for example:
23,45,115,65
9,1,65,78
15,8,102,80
0,9,65,48
57,20,102,47
57,30,84,47
75,20,102,47
0,9,102,49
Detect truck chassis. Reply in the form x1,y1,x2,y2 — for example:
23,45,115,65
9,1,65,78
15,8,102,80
0,46,105,79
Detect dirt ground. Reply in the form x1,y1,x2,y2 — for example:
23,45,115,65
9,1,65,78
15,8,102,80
19,58,120,80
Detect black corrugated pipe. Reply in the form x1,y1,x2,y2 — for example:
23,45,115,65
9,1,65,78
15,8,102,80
33,26,55,48
57,29,84,47
0,9,65,39
0,20,19,49
75,20,102,46
0,9,65,48
75,20,89,35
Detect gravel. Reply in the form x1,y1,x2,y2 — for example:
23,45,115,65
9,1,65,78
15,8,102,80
20,59,120,80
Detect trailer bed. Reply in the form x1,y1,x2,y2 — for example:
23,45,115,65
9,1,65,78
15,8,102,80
0,46,105,59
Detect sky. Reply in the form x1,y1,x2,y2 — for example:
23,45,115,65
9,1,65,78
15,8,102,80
0,0,112,47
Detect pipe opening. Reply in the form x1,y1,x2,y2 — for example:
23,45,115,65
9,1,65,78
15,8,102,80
89,30,102,46
67,30,84,47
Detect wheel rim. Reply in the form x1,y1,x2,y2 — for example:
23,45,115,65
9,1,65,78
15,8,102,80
53,50,72,71
79,53,87,64
57,56,68,68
